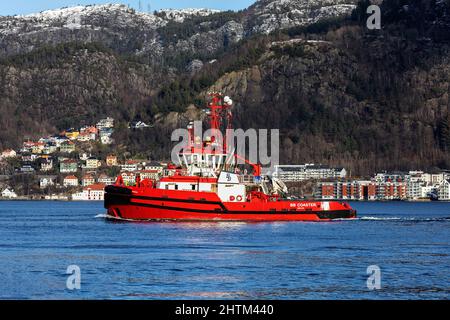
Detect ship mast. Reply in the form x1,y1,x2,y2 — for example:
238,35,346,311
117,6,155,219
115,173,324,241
179,92,261,179
207,92,233,154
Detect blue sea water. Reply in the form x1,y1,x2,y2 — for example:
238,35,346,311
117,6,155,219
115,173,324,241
0,201,448,300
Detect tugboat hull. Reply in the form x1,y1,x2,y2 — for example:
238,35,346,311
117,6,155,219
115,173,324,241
104,186,356,222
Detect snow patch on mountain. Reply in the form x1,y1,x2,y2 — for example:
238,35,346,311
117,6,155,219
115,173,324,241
156,8,221,23
247,0,357,34
0,4,222,38
0,4,166,37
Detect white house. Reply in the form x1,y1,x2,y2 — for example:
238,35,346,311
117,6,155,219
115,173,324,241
96,117,114,130
100,135,113,145
82,174,96,187
39,176,56,189
437,179,450,201
1,188,18,198
120,161,139,172
83,157,101,169
40,159,54,172
431,173,446,185
144,162,164,172
79,153,91,161
139,170,161,181
129,120,150,129
0,149,17,160
63,175,79,187
121,172,136,185
72,184,105,201
97,174,115,185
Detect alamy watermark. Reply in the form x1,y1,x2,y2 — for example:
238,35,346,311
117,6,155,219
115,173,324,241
171,121,280,174
367,1,382,30
366,265,381,290
66,265,81,290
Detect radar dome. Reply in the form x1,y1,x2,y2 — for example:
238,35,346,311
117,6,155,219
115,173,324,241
224,96,233,105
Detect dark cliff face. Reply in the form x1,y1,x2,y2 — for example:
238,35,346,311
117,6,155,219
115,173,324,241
0,0,449,175
210,36,450,174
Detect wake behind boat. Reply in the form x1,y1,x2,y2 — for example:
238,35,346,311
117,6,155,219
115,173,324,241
104,93,356,222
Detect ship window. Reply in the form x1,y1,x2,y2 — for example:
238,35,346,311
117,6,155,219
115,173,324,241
175,185,178,190
191,185,196,190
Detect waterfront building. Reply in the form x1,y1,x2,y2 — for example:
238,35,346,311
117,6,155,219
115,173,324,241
274,164,346,182
44,195,69,200
374,172,407,183
316,179,407,201
316,182,336,200
431,173,446,185
1,187,17,198
315,181,377,201
72,183,106,201
437,179,450,201
375,181,408,200
420,185,436,199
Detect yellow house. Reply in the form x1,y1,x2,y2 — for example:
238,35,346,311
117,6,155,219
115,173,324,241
31,142,45,154
85,157,101,169
106,155,118,167
65,131,80,140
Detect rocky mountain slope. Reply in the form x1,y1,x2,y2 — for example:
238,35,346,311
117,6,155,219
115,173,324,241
1,0,450,175
0,1,356,58
245,0,356,34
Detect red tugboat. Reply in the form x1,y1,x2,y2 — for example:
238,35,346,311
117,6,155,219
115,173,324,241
104,93,356,222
